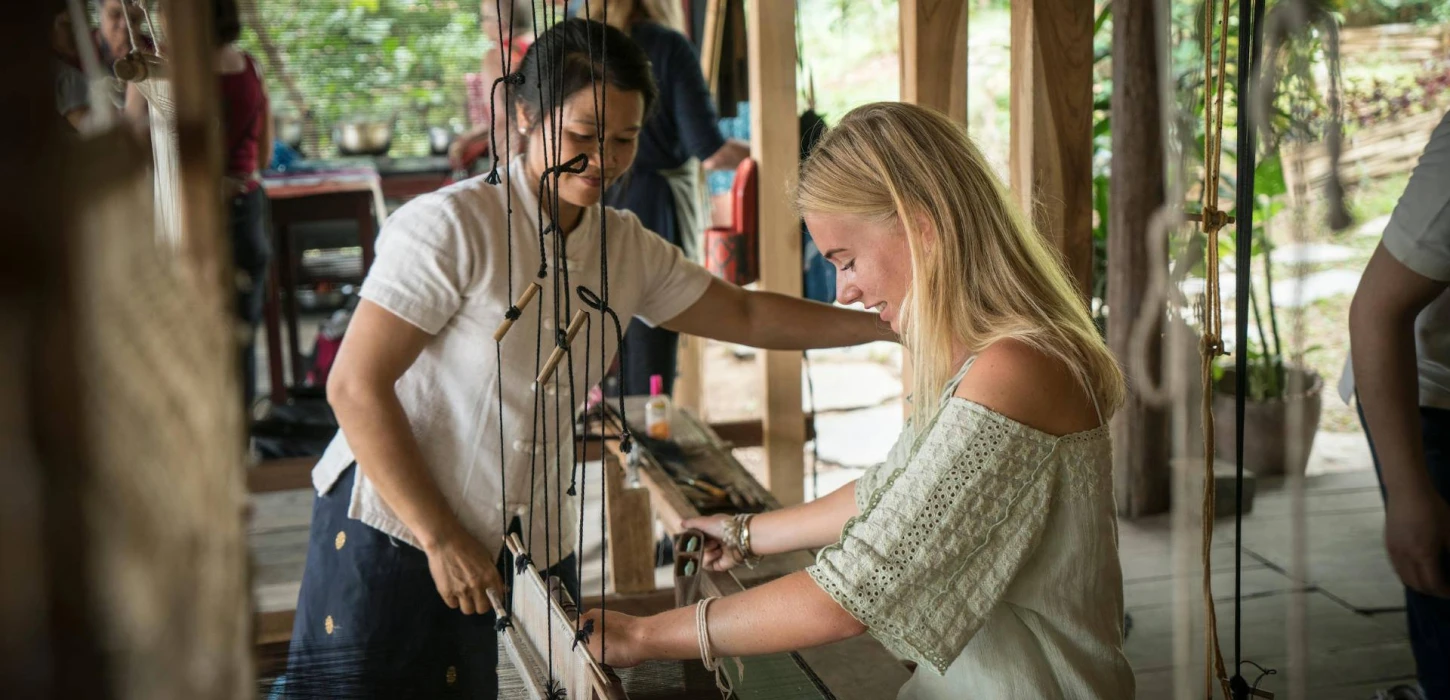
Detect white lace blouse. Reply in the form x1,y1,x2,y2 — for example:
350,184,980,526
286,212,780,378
806,358,1136,699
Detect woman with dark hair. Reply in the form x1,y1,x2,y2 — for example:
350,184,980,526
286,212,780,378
283,18,889,698
214,0,273,411
581,0,750,398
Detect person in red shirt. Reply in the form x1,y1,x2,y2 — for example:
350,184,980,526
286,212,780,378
451,0,533,172
215,0,274,410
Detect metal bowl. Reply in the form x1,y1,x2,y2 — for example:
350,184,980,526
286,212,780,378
428,126,454,156
334,119,394,156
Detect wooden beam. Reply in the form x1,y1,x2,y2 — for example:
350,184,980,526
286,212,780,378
603,452,656,595
1108,0,1170,517
1009,0,1095,300
747,0,805,506
899,0,968,123
700,0,727,90
247,457,318,493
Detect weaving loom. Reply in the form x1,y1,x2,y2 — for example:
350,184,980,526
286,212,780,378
489,395,849,698
494,526,836,700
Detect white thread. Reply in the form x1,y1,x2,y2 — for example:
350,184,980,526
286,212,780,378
696,597,743,697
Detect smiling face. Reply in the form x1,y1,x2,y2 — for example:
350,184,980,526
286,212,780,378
98,0,143,57
805,212,915,333
519,83,644,219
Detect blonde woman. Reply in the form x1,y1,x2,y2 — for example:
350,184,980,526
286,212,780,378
582,102,1135,699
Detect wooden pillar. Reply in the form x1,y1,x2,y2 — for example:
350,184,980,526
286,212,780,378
1108,0,1171,516
747,0,804,506
1009,0,1095,299
673,335,704,418
899,0,968,123
899,0,968,417
8,3,251,698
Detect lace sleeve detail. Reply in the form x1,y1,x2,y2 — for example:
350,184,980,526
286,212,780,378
806,401,1060,674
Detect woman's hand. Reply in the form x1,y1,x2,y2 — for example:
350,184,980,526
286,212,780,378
580,609,648,668
422,527,506,615
681,514,744,572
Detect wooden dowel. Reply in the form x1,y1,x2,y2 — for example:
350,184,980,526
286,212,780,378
486,588,509,621
492,282,541,342
535,310,587,384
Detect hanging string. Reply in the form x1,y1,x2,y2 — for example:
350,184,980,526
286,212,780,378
593,3,614,666
487,0,515,631
1196,0,1234,695
1227,0,1269,697
120,0,142,55
485,74,524,185
578,286,634,452
138,0,164,58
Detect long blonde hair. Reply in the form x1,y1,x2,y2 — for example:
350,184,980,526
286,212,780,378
796,102,1125,424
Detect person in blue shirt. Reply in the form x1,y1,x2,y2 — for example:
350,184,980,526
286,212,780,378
581,0,750,396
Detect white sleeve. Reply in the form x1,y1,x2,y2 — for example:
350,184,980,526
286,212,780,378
1382,109,1450,282
620,211,716,327
360,193,482,335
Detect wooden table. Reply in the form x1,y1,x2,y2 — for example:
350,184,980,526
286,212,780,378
260,168,388,403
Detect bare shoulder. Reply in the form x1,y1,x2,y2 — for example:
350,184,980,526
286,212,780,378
954,339,1102,436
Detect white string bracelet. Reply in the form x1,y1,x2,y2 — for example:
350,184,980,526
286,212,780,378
695,597,744,697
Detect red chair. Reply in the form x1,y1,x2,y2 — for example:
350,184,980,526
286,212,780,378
704,157,758,286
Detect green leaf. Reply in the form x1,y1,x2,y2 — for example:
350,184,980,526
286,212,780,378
1094,4,1112,35
1254,152,1287,199
1094,117,1112,138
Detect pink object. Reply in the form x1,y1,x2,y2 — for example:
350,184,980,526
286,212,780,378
305,333,343,387
649,374,664,397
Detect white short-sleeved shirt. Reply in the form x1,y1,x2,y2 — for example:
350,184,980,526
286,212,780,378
312,157,714,564
1340,109,1450,409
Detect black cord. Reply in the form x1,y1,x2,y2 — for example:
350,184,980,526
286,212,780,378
1239,660,1277,696
1231,0,1266,696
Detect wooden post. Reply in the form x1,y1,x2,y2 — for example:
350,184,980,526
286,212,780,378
747,0,805,506
1108,0,1171,517
5,3,251,697
899,0,968,123
1009,0,1095,299
604,452,657,595
674,335,705,419
898,0,968,417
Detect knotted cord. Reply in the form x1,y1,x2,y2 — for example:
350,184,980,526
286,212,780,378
1201,0,1272,697
1197,0,1235,695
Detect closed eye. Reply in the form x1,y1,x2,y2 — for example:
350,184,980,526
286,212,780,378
842,259,856,272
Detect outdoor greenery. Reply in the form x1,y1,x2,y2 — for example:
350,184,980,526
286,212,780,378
1338,0,1450,27
238,0,489,157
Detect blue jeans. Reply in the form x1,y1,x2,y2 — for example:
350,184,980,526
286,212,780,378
282,464,579,699
1358,399,1450,699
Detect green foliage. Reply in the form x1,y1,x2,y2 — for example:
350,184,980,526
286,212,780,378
238,0,488,157
1338,0,1450,27
1090,3,1111,332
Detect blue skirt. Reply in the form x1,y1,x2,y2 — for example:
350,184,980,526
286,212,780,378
279,464,578,699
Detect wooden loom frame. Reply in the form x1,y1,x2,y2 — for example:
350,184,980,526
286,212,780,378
497,533,627,699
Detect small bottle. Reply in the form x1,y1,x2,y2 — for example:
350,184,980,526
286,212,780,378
644,374,672,440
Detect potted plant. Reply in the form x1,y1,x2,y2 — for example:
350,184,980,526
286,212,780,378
1210,155,1323,477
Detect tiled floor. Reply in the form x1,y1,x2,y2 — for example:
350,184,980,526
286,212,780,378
1120,468,1416,699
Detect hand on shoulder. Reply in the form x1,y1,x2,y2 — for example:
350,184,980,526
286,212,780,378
954,339,1103,437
